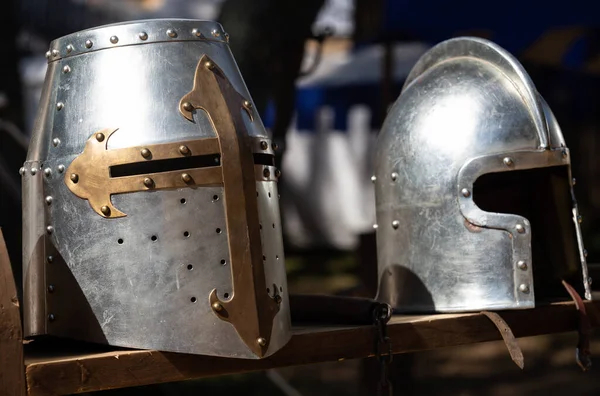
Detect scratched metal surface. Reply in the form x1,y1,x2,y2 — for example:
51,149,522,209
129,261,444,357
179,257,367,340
374,37,590,313
22,19,290,359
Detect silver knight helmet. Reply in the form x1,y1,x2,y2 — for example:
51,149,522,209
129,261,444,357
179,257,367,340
22,19,290,359
374,37,591,313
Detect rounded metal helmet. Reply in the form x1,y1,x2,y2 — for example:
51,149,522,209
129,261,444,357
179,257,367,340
374,37,591,313
21,19,290,359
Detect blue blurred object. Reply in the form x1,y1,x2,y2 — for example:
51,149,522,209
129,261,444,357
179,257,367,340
372,0,600,70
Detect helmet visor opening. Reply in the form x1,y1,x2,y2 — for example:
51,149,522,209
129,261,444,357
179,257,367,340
473,165,583,303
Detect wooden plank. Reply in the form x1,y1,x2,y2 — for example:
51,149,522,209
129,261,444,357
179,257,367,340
25,300,600,396
0,229,25,396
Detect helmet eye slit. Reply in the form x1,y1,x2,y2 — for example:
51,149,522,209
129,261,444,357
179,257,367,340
109,154,221,178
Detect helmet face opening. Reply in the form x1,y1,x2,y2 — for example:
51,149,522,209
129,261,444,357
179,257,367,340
473,165,584,302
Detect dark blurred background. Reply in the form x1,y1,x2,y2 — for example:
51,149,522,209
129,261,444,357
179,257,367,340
3,0,600,394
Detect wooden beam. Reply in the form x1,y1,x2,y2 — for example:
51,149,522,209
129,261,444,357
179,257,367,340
25,300,600,396
0,229,25,396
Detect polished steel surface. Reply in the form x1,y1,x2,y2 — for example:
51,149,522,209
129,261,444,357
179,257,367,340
22,19,290,359
374,37,591,313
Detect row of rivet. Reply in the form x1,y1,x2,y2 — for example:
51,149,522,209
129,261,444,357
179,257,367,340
46,28,229,60
260,140,278,151
19,164,65,176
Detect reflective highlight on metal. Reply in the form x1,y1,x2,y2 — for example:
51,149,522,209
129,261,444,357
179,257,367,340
374,37,591,313
22,19,290,359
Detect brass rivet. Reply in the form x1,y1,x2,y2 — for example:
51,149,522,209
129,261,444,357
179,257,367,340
101,206,111,216
257,337,267,346
517,260,527,270
139,31,148,40
192,28,202,37
461,188,471,197
212,302,223,312
205,61,214,70
62,65,71,73
141,148,151,158
51,49,59,57
46,226,54,234
45,196,53,205
181,173,192,183
275,169,281,178
66,44,74,53
48,313,56,322
577,215,583,224
392,220,400,229
371,175,376,183
503,157,514,166
167,29,177,38
244,100,252,108
110,35,119,44
52,137,60,146
57,164,65,173
45,51,51,59
56,102,64,111
391,172,398,181
263,168,271,178
44,167,52,177
572,177,577,186
224,32,230,42
143,177,154,188
47,255,53,263
211,29,221,37
182,102,193,112
179,145,190,155
272,142,278,150
562,150,568,158
260,141,268,150
95,133,105,142
47,285,55,293
85,39,93,49
70,173,79,183
19,167,25,176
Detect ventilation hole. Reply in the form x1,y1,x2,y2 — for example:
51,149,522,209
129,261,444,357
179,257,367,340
263,255,266,261
216,228,222,234
187,264,193,270
280,286,283,292
151,235,157,241
256,191,259,197
117,238,124,244
183,231,190,237
268,192,271,198
267,288,270,294
276,255,279,260
260,224,263,230
272,223,275,228
220,259,226,265
180,198,186,204
212,194,219,201
224,292,229,299
190,297,197,303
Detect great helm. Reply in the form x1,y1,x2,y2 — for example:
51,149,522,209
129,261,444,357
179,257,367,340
22,19,290,359
374,37,591,313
